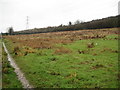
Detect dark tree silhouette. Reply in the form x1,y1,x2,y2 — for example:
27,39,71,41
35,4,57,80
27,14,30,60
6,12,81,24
8,27,14,35
69,21,72,26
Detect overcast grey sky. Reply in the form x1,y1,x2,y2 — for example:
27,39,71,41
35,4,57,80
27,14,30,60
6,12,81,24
0,0,119,32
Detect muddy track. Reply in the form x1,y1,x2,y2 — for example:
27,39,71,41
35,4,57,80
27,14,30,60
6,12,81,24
3,42,33,89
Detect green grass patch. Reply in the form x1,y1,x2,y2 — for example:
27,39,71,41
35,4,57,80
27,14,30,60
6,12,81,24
4,34,118,88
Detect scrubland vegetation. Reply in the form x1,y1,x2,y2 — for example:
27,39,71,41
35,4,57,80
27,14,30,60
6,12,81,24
3,28,119,88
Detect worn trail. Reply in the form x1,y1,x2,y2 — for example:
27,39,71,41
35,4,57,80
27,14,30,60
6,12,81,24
3,42,33,89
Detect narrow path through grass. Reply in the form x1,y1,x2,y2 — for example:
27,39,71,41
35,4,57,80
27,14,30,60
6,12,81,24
2,43,23,88
3,42,33,88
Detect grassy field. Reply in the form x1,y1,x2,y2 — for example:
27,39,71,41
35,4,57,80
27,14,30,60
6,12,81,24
2,41,23,88
0,40,2,89
3,28,119,88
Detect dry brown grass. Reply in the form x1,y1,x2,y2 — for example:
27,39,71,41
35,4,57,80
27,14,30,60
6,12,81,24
87,42,95,48
54,47,72,55
3,28,119,50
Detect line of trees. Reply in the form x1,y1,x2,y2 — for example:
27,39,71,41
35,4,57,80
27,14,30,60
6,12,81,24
3,15,120,35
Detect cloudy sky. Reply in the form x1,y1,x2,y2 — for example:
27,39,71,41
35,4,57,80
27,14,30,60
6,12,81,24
0,0,119,33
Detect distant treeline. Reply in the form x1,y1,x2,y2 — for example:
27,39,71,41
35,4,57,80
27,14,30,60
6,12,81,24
3,15,120,35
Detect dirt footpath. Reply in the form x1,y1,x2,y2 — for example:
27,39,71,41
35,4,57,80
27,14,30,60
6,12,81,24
3,42,33,89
